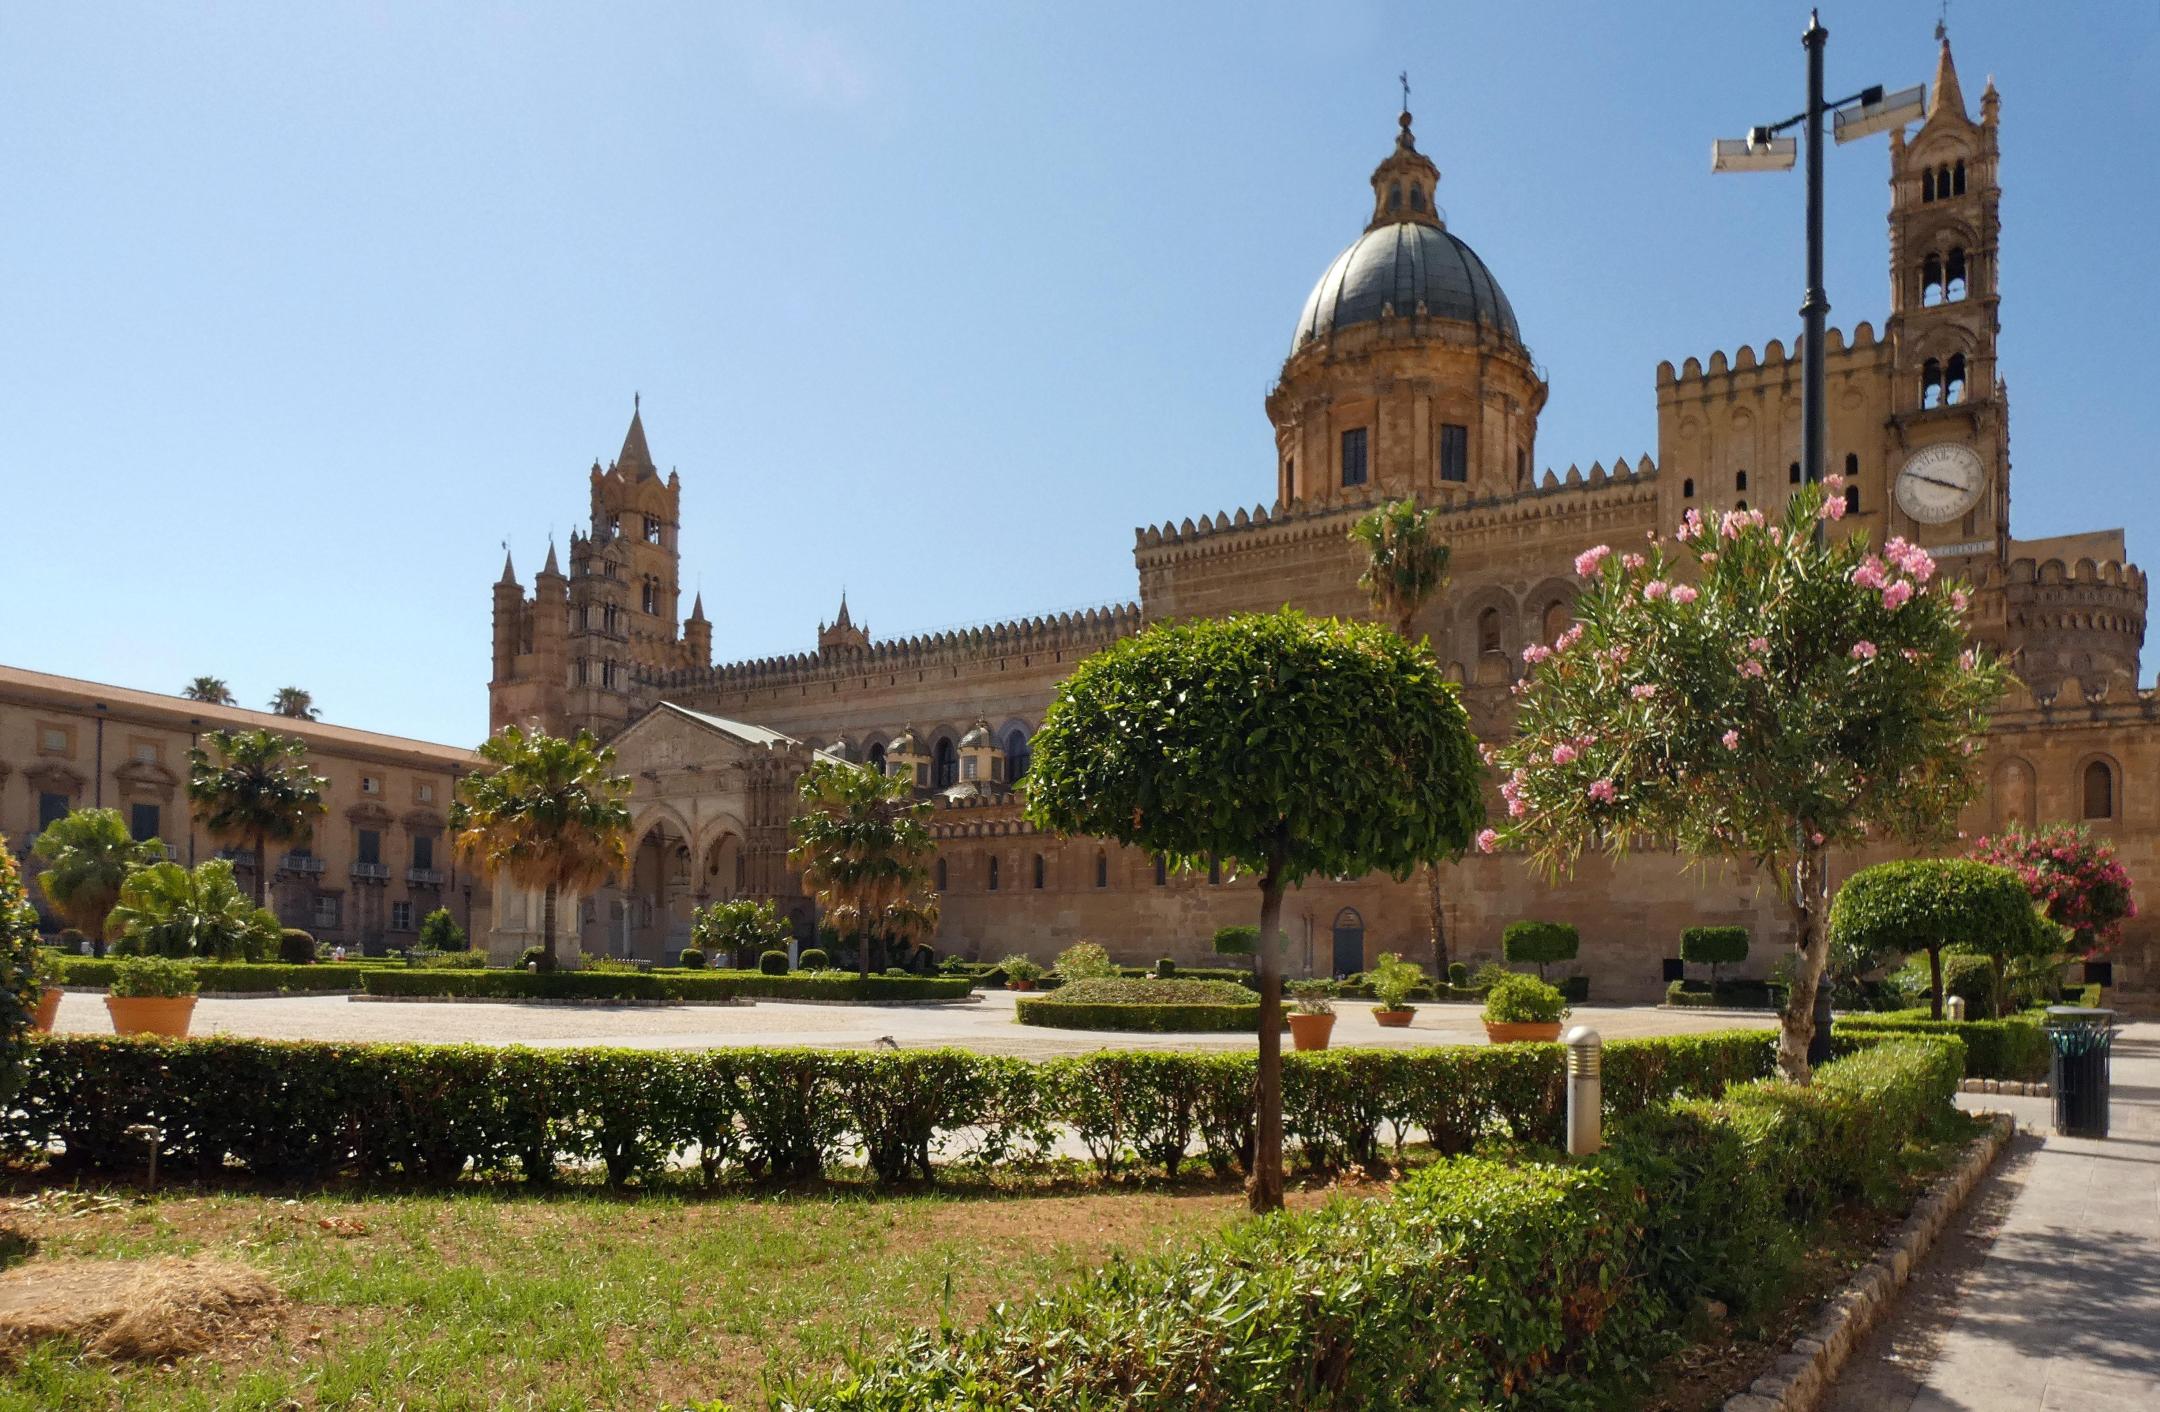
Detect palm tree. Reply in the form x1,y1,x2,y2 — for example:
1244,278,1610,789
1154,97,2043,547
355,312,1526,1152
107,858,280,960
788,760,936,980
30,808,164,942
181,676,236,705
450,725,631,972
268,687,319,720
187,729,328,908
1351,496,1459,974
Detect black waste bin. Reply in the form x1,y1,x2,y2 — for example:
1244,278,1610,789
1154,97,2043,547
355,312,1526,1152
2045,1006,2117,1138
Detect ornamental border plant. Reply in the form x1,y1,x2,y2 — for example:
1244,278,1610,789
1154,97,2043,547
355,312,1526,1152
1969,821,2136,959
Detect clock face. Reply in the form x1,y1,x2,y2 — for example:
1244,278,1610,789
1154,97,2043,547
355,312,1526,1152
1894,443,1986,525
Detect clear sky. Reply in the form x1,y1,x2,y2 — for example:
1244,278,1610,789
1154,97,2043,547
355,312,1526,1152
5,2,2155,746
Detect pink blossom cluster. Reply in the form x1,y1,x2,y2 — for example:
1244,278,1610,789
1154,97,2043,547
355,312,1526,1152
1721,729,1741,751
1885,536,1937,583
1951,589,1970,614
1622,552,1648,572
1555,624,1585,651
1971,824,2139,952
1587,778,1617,804
1818,494,1847,521
1575,544,1613,577
1643,580,1669,602
1740,658,1766,679
1501,769,1530,818
1850,640,1878,660
1630,683,1658,701
1747,636,1769,654
1522,642,1552,665
1551,743,1579,765
1670,584,1699,605
1677,508,1705,541
1718,508,1766,540
1476,827,1499,855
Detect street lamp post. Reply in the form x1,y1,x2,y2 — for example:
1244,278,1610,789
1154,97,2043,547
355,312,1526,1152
1712,10,1925,1069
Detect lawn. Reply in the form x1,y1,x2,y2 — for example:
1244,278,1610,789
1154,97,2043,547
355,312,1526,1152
0,1173,1277,1411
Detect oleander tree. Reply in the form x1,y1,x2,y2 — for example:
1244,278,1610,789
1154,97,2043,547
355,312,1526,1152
30,807,164,941
788,760,937,981
690,897,796,969
1487,483,2007,1080
1350,496,1460,977
1024,609,1484,1211
1970,822,2136,959
187,728,328,908
451,726,632,973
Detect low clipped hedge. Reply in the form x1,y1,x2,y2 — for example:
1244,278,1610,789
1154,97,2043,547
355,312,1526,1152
12,1028,1784,1187
359,969,972,1004
769,1038,1964,1410
1666,978,1788,1011
53,959,394,992
1015,976,1262,1032
1834,1013,2048,1081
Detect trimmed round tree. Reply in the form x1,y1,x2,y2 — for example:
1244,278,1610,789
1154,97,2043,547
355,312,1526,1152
1024,609,1484,1211
1488,485,2007,1080
1970,822,2136,959
1828,858,2042,1019
1680,925,1750,989
1500,920,1578,982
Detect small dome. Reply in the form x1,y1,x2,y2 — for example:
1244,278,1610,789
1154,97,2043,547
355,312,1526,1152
959,720,995,749
1292,221,1520,354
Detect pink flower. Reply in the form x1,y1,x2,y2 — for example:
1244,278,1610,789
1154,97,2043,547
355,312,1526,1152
1522,643,1552,665
1747,636,1769,654
1670,584,1699,605
1677,509,1704,541
1551,743,1579,765
1825,472,1846,493
1587,778,1617,804
1850,640,1878,660
1851,557,1889,591
1721,729,1741,751
1951,589,1970,614
1819,495,1847,521
1741,659,1766,679
1575,545,1613,577
1476,828,1499,854
1622,552,1647,571
1643,580,1670,601
1882,580,1914,611
1810,831,1825,846
1630,683,1658,701
1959,648,1978,670
1701,551,1719,565
1508,797,1529,818
1556,625,1585,650
1886,537,1936,583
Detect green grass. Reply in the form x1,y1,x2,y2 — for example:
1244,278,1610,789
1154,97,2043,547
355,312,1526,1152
0,1175,1257,1410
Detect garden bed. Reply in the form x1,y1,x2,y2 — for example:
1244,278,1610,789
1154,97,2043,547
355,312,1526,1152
1014,976,1262,1032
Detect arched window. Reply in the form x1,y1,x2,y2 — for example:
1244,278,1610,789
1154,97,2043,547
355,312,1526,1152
1845,485,1861,515
1946,248,1968,301
1387,182,1401,213
988,856,1000,891
1005,728,1030,782
1789,461,1801,485
934,857,947,891
1409,184,1426,212
1938,163,1952,195
1922,168,1935,202
1736,469,1749,492
1031,854,1045,889
1682,477,1695,498
2083,760,2115,821
866,742,887,774
1095,850,1108,888
1477,607,1502,655
1945,353,1967,405
1953,159,1966,195
1541,599,1570,642
1922,358,1944,409
1845,452,1859,479
1922,252,1944,306
1153,855,1167,886
1736,499,1748,511
933,738,958,789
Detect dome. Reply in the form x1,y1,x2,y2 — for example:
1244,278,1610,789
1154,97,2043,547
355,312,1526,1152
1292,221,1520,355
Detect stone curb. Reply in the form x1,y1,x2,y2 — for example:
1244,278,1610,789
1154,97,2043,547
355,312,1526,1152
1958,1077,2048,1097
1720,1109,2014,1412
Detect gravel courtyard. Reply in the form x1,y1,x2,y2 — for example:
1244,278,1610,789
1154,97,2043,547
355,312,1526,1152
48,988,1777,1056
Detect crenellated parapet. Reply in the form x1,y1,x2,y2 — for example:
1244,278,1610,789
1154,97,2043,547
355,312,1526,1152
1656,323,1888,395
2000,555,2148,694
637,603,1144,695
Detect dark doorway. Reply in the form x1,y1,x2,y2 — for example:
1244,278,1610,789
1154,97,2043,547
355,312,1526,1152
1331,908,1365,978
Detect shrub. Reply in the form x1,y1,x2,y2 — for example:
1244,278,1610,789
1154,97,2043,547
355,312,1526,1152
410,950,487,970
1835,1014,2048,1081
0,841,41,1106
108,956,200,998
1154,957,1175,978
1211,925,1257,957
797,947,829,971
416,908,466,951
1829,858,2038,1018
677,947,706,970
1053,941,1115,983
757,951,789,976
1016,996,1262,1033
277,928,316,965
1483,973,1568,1025
1368,953,1422,1011
997,954,1044,985
56,927,89,954
691,897,796,968
1500,920,1579,981
1680,925,1750,986
1446,960,1470,987
518,946,547,970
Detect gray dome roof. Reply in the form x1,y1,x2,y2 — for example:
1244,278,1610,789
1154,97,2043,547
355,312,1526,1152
1292,221,1520,354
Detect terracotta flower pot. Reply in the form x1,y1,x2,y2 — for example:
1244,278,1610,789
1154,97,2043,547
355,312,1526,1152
1009,979,1036,992
1372,1007,1415,1028
1483,1020,1563,1045
105,995,197,1038
33,988,61,1033
1288,1011,1336,1051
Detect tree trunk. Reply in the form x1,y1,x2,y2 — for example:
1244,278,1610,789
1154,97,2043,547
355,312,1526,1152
1425,865,1449,978
1249,860,1287,1214
857,920,870,981
253,828,269,909
540,882,560,972
1776,842,1833,1082
1928,946,1944,1020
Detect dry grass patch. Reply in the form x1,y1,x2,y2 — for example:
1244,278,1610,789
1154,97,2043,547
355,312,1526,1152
0,1254,283,1365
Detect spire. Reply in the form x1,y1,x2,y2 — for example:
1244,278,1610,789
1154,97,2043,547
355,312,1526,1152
498,546,517,585
1928,29,1966,122
1366,90,1443,232
688,591,706,623
834,591,853,629
615,397,656,478
541,540,561,577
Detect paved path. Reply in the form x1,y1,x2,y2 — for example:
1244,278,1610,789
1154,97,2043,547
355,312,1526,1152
1824,1021,2160,1412
47,989,1773,1056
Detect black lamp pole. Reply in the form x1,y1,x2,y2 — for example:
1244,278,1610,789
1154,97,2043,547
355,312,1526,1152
1801,14,1836,1071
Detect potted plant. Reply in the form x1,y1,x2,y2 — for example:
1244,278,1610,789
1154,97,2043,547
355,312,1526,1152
1481,972,1569,1044
31,947,63,1032
1287,980,1336,1050
105,956,200,1038
999,954,1046,992
1368,952,1421,1027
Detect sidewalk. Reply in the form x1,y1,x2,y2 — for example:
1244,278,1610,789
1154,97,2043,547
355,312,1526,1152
1822,1021,2160,1412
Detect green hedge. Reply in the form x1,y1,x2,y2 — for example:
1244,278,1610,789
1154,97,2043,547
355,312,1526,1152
1015,998,1262,1033
53,959,394,992
771,1038,1963,1410
1666,978,1788,1010
357,969,972,1004
11,1029,1783,1187
1834,1014,2047,1081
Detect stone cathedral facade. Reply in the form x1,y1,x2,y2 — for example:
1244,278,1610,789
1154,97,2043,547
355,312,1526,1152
486,37,2157,1002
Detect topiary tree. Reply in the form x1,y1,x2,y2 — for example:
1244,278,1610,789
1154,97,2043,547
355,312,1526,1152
0,835,42,1109
278,928,316,964
796,947,829,971
691,897,795,969
417,907,466,952
1680,925,1750,989
30,808,164,943
1025,609,1483,1211
1500,920,1578,982
1970,822,2137,959
1827,859,2037,1019
1054,941,1115,983
1489,485,2006,1080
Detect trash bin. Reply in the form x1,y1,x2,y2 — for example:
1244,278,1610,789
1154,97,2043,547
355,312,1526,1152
2045,1006,2117,1138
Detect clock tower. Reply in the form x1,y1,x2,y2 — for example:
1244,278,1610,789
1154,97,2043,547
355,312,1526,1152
1884,32,2008,563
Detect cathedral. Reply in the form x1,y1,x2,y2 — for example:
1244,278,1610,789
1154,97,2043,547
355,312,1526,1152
485,35,2156,1003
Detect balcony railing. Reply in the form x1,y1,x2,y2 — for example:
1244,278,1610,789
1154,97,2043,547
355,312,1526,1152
223,850,258,869
280,853,326,875
159,843,179,861
351,861,392,881
406,867,447,887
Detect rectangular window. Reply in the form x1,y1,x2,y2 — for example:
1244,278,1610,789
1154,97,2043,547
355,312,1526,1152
1340,428,1369,487
131,739,161,764
129,803,160,842
361,776,380,795
38,725,70,756
312,895,341,930
962,756,978,780
391,901,413,932
37,792,69,831
417,782,434,804
358,830,381,866
412,835,434,870
1440,423,1469,483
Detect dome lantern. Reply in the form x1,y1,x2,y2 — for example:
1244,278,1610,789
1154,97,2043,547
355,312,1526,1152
1367,107,1443,233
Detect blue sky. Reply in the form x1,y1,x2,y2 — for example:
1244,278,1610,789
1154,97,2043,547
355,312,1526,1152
5,2,2155,746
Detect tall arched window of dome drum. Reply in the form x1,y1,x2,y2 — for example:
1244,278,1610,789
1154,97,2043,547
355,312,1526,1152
1922,252,1945,306
1341,428,1369,488
1032,854,1045,890
2083,760,2115,821
1410,185,1426,212
988,856,1000,891
1945,354,1967,405
1387,182,1401,213
1736,469,1749,492
1005,729,1029,782
1922,358,1944,409
1095,850,1107,888
1953,159,1966,195
1477,607,1502,656
933,738,958,790
934,857,947,891
1946,248,1968,301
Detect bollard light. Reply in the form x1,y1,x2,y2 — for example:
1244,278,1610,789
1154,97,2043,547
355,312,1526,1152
1945,995,1966,1022
1564,1026,1603,1156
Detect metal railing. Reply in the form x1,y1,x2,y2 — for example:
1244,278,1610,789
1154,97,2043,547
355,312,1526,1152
350,861,391,881
280,853,326,875
406,868,446,887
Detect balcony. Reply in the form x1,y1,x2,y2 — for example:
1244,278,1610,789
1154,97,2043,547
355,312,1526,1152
222,849,258,869
280,853,326,875
351,861,392,881
159,843,179,861
406,867,447,887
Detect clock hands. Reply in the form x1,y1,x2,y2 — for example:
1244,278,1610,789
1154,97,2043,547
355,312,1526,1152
1906,472,1970,492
